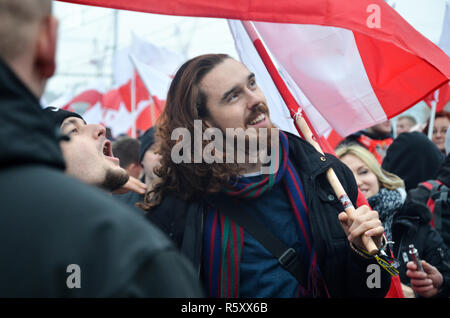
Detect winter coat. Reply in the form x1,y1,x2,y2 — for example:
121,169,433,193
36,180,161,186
407,153,450,248
0,58,203,297
145,132,391,298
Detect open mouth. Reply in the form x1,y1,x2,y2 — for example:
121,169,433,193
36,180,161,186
248,113,266,126
102,140,113,157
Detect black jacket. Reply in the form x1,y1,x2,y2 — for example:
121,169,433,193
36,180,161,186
146,132,391,298
437,153,450,187
0,58,203,297
391,195,450,297
407,154,450,249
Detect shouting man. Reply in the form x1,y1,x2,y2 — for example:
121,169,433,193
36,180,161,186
43,107,146,195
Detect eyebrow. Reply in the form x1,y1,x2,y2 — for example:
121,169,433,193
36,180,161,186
220,72,255,103
60,118,85,132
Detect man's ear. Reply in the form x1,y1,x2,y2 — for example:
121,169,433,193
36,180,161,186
35,15,58,79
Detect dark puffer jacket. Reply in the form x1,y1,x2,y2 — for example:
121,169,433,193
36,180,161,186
0,58,203,297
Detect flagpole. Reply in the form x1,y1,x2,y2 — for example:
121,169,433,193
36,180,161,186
427,95,437,140
241,20,378,254
131,67,137,138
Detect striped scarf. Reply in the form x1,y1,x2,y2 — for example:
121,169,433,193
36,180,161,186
203,131,327,297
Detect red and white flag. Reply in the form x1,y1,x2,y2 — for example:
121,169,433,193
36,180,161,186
60,89,103,112
100,72,162,136
424,82,450,113
60,0,450,138
57,35,183,136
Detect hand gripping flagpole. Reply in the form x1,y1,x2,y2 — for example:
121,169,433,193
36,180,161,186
241,21,379,255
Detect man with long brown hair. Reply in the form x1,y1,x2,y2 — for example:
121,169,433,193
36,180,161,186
142,54,392,297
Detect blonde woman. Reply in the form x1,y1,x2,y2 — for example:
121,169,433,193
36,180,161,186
336,144,450,298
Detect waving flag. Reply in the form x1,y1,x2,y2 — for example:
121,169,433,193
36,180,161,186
109,34,183,135
424,83,450,113
59,0,449,137
100,72,161,136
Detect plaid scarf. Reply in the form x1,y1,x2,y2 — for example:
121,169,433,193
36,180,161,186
203,131,327,297
368,188,404,242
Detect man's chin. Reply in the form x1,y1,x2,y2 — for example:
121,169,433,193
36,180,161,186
101,167,129,192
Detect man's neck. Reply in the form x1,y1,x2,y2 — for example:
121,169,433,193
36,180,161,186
9,58,43,98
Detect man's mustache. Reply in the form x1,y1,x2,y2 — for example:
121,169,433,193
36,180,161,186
246,103,269,126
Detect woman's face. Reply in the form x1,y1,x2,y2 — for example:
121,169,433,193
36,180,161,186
432,117,450,152
340,154,380,199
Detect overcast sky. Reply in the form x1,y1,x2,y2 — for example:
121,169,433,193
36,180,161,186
43,0,449,104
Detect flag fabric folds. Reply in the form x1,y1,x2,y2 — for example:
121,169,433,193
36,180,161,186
59,0,449,137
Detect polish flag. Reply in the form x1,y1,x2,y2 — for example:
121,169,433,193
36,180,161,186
424,82,450,113
109,34,183,136
60,89,103,112
59,0,449,138
100,72,161,137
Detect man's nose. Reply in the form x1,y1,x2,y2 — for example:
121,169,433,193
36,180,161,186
246,89,263,110
87,124,106,139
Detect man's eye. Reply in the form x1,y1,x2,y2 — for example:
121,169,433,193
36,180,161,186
228,92,239,102
249,79,257,88
68,128,78,135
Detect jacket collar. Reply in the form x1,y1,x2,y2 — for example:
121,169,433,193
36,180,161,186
0,58,65,170
285,131,333,179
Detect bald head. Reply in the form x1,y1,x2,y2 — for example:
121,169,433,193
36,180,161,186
0,0,57,98
0,0,52,62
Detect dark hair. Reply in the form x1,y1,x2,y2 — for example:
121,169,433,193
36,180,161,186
423,111,450,136
112,137,141,169
140,54,243,211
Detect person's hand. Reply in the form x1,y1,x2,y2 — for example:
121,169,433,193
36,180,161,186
338,205,384,251
401,283,416,298
406,260,443,298
112,176,147,195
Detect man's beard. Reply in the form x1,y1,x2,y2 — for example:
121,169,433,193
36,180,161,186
101,168,129,192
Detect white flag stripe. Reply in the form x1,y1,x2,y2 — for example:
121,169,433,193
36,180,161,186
81,101,103,125
130,54,172,99
277,64,333,138
253,22,387,136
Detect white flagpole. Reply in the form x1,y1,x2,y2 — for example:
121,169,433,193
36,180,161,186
131,66,137,138
427,90,439,140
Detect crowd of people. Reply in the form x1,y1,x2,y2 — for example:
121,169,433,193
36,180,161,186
1,0,449,299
